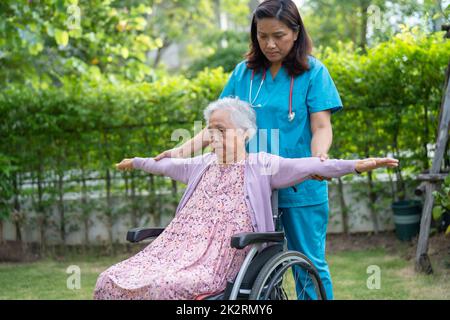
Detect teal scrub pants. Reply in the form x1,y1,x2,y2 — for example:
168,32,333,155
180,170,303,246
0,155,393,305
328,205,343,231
280,201,334,300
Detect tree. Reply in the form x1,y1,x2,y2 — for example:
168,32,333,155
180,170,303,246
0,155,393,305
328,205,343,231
0,0,245,85
0,154,14,244
302,0,450,50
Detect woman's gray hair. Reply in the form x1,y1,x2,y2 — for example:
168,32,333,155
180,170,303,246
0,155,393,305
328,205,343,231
203,97,257,142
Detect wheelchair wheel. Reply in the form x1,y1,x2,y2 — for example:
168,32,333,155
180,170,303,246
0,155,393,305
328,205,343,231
249,250,327,300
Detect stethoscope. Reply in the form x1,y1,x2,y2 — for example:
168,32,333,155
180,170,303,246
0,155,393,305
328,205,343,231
249,69,296,122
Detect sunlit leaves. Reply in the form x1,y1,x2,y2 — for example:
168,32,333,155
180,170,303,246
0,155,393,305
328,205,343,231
55,29,69,47
0,0,240,84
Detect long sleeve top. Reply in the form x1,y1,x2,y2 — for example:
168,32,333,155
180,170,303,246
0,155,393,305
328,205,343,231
133,152,357,233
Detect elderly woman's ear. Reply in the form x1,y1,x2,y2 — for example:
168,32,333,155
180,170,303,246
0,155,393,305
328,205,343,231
245,128,257,143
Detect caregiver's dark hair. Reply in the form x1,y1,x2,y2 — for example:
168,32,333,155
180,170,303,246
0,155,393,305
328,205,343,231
246,0,312,77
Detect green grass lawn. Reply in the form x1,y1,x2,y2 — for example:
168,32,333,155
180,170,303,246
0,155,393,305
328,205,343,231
0,248,448,300
0,254,128,300
329,248,449,299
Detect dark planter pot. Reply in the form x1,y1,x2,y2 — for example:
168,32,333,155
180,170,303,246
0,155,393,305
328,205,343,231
391,200,422,241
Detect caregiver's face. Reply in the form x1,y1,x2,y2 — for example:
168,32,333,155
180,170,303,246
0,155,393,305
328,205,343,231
256,18,298,64
207,109,246,153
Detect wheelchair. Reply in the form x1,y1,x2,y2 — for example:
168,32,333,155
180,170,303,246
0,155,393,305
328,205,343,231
126,191,327,300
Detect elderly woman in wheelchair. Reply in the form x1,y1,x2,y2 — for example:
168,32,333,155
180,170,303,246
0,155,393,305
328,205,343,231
93,97,398,300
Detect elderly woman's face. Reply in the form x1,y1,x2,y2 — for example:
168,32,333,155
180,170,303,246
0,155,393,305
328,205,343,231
207,109,247,153
256,18,298,64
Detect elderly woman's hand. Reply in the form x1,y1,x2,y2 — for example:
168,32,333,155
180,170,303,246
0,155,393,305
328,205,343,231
116,158,134,171
355,158,399,173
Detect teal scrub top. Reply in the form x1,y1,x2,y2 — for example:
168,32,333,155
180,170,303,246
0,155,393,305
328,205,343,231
219,55,343,207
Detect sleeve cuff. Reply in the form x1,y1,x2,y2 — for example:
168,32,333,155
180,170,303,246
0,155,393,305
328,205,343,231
339,159,359,175
352,161,361,174
132,157,145,170
309,104,343,114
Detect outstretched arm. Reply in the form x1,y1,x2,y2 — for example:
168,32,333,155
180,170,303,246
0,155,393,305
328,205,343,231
269,156,398,190
116,156,203,184
154,128,210,161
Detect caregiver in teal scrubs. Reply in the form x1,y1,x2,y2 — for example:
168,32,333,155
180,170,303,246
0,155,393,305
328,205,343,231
155,0,342,300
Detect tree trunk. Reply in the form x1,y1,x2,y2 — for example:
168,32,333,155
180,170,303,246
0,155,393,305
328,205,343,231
337,178,350,235
105,168,114,255
418,58,430,169
438,60,450,168
392,125,406,200
153,39,171,68
130,172,138,227
13,173,22,241
392,152,406,201
363,139,380,234
37,168,46,252
431,0,445,32
359,0,370,51
387,170,397,202
57,171,66,247
103,131,115,255
366,170,380,234
445,138,450,168
143,130,157,226
171,179,178,209
14,215,21,242
80,167,90,251
423,103,430,170
0,220,3,245
149,174,160,227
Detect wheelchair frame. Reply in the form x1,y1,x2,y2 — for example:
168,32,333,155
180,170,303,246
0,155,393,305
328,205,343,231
126,191,327,300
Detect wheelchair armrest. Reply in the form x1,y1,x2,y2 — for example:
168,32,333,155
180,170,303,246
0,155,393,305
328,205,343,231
230,231,285,249
126,227,165,243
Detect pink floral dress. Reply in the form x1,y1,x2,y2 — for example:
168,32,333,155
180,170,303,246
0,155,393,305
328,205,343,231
94,159,254,300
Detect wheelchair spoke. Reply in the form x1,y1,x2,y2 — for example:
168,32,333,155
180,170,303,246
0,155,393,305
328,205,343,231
298,270,311,300
250,251,325,301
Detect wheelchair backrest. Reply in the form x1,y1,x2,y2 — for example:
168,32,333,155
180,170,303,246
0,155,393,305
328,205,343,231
271,190,279,220
271,190,284,231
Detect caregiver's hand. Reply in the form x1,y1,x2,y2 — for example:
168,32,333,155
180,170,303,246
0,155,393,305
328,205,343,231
311,153,332,182
154,147,183,161
355,158,399,173
116,158,134,171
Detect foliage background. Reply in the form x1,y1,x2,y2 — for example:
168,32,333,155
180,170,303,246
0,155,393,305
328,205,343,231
1,0,449,249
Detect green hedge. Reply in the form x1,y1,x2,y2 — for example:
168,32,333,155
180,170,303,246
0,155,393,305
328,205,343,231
0,30,449,243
